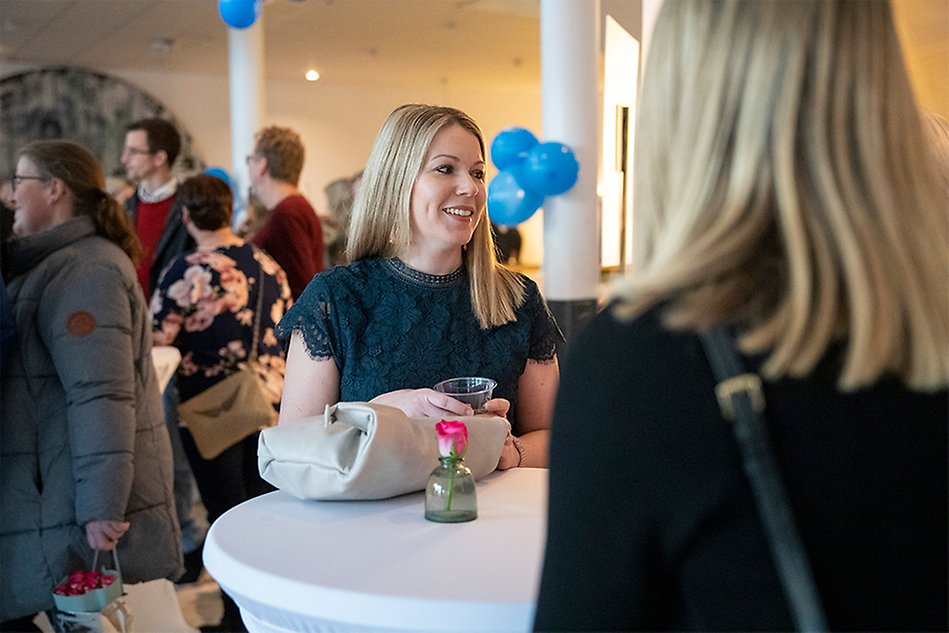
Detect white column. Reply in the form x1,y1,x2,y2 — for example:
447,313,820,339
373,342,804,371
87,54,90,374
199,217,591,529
540,0,600,339
227,17,265,205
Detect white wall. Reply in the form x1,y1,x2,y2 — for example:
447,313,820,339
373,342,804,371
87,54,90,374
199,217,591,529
1,61,544,265
80,66,545,266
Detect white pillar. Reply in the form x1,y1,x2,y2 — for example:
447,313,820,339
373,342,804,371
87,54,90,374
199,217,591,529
540,0,600,341
227,17,265,205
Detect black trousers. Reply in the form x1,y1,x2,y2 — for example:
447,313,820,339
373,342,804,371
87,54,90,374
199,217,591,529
179,428,274,526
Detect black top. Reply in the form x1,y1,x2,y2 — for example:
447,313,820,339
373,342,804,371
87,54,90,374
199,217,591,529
535,303,947,632
275,258,563,432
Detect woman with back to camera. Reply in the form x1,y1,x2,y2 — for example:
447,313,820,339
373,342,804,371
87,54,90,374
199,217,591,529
150,173,292,632
151,174,291,526
534,1,948,631
277,104,562,469
1,140,181,630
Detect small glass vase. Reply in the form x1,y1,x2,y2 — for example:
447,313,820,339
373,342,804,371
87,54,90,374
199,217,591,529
425,456,477,523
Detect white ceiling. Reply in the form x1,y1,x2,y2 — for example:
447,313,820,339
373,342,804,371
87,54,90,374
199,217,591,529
0,0,543,89
1,0,943,115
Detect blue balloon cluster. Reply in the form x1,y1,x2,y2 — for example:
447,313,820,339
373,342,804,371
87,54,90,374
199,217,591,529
487,127,579,227
204,166,232,189
219,0,261,29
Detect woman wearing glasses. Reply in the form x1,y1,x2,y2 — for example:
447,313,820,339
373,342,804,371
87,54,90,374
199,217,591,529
0,140,182,629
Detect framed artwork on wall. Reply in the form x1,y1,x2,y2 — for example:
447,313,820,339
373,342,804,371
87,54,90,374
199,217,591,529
0,66,202,187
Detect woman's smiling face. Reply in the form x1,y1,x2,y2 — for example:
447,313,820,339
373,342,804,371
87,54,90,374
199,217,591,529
408,124,486,255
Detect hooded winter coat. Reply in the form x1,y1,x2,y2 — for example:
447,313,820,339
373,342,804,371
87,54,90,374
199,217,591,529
0,216,183,620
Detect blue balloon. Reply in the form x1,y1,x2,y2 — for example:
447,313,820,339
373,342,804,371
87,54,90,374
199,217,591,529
487,168,544,227
204,166,232,189
521,142,580,196
219,0,260,29
490,127,539,170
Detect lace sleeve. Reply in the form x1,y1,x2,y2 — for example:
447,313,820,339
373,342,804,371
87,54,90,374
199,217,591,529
524,279,565,362
273,276,337,361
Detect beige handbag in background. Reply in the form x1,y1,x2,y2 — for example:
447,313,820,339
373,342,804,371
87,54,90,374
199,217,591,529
178,264,277,460
258,402,510,500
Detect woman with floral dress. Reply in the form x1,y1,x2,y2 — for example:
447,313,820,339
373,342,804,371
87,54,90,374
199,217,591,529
151,174,292,631
152,173,291,520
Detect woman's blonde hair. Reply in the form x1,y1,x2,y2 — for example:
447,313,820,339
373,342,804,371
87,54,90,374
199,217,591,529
924,111,949,191
347,104,525,328
19,140,142,263
613,0,948,390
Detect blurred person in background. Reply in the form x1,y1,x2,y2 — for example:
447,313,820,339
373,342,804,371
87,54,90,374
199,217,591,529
1,140,181,630
151,174,292,632
321,171,361,268
122,117,207,581
247,126,323,299
122,118,194,297
535,1,948,630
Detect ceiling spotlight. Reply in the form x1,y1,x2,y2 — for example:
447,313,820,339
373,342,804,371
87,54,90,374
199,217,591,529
305,69,320,82
150,38,175,58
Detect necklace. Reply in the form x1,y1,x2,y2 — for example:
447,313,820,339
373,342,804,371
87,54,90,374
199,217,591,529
385,258,464,288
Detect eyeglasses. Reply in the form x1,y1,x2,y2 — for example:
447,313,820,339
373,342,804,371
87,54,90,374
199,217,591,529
11,174,48,189
245,154,259,164
122,146,154,156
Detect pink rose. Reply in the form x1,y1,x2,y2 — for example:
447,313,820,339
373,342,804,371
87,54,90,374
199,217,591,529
435,420,468,458
53,570,116,596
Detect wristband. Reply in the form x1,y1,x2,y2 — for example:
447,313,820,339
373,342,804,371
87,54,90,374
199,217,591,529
512,436,526,467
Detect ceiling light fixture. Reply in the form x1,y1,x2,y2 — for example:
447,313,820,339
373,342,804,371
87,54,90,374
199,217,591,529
305,69,320,81
150,38,175,58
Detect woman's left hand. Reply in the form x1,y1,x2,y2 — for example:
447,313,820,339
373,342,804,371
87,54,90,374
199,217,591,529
480,398,510,418
496,433,521,470
85,520,130,551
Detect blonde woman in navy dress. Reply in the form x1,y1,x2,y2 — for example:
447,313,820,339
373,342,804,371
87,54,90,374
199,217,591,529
276,104,563,469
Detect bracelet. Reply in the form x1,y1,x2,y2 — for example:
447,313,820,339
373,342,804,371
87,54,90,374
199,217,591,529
512,436,526,467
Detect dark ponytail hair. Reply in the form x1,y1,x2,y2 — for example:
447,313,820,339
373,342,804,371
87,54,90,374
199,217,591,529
18,140,143,263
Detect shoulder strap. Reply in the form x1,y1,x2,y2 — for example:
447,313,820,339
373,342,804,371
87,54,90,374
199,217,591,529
249,261,265,363
700,327,828,632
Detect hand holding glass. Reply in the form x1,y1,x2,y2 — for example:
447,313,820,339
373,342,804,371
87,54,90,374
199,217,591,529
433,377,497,414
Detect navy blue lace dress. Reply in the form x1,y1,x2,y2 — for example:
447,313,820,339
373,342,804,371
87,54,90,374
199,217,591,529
275,258,563,431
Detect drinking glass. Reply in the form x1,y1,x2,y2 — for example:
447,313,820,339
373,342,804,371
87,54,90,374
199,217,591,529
433,377,497,413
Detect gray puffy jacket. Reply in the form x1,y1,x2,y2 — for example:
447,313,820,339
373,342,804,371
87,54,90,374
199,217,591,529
1,216,183,620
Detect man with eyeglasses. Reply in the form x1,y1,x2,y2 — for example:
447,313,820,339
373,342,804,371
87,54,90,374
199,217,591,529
121,118,194,297
246,126,324,299
121,117,207,585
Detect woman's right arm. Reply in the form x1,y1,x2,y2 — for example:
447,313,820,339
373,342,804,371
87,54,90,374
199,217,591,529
278,330,340,424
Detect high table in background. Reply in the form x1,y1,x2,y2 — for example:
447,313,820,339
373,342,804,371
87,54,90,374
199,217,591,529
204,468,548,632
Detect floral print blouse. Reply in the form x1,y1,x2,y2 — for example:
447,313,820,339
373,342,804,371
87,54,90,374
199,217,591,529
151,243,292,404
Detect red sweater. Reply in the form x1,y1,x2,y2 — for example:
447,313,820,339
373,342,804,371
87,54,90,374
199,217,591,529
135,196,175,297
252,194,324,299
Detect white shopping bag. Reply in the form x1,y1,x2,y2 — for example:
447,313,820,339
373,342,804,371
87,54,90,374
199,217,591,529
52,599,132,633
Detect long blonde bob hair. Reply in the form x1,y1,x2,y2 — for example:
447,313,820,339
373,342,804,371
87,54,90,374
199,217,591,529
347,104,525,328
613,0,948,390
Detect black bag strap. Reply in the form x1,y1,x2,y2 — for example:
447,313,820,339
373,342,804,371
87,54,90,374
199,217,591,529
249,261,265,364
700,327,828,632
